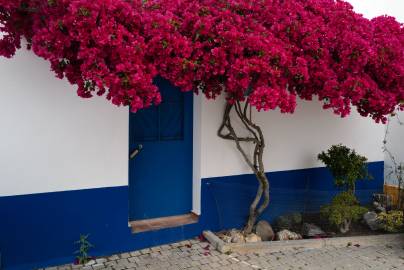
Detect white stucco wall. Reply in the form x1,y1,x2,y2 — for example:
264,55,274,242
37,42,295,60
0,49,129,197
384,112,404,186
200,97,385,179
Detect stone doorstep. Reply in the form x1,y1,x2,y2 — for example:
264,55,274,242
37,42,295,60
129,213,199,233
203,231,404,254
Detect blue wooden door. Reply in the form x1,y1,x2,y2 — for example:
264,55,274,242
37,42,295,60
128,77,193,221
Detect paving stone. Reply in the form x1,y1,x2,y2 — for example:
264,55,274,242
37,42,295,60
91,263,104,270
95,258,107,264
107,255,119,261
104,261,117,267
46,237,404,270
119,252,131,259
57,265,72,270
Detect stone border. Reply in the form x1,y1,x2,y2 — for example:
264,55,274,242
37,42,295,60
203,231,404,254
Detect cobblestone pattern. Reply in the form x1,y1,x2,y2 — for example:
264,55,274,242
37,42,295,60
44,238,404,270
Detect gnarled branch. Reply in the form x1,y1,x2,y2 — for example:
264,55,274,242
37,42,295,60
218,101,270,234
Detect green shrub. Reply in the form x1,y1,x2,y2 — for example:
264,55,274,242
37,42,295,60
275,212,302,231
318,144,371,193
377,210,404,233
321,192,368,233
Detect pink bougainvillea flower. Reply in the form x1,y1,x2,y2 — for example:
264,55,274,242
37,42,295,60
0,0,403,122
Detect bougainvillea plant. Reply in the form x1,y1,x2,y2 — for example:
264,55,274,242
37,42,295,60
1,0,404,233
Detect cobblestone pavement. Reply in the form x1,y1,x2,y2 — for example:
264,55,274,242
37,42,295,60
46,238,404,270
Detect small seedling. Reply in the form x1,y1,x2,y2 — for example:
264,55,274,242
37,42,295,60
74,234,94,264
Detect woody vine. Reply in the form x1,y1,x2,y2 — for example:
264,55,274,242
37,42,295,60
218,102,269,233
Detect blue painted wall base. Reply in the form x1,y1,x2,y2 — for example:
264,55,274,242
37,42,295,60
0,161,383,269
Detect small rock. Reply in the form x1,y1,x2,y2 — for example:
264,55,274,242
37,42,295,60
245,233,262,243
231,234,245,243
373,201,386,213
373,193,392,210
302,223,325,238
85,260,96,266
375,205,386,213
276,229,302,241
221,235,232,243
228,229,239,238
95,258,107,264
275,213,302,231
363,211,382,231
255,220,275,241
229,229,245,243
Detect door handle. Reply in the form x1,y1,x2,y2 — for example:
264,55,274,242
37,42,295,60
130,144,143,159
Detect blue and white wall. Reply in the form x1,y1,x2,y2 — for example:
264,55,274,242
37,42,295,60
0,1,403,269
195,93,385,229
0,47,134,270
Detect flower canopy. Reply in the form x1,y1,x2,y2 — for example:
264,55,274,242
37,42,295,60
1,0,403,122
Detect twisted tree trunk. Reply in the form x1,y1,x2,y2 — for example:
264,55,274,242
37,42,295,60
218,101,270,234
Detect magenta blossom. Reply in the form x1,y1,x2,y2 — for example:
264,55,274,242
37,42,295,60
1,0,403,121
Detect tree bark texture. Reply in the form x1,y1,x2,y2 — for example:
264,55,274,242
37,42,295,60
218,101,270,234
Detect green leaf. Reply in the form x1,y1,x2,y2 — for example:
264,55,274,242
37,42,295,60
78,7,91,17
48,0,57,7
